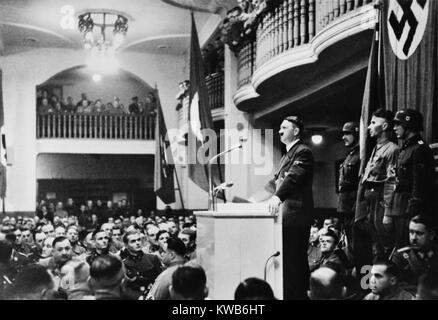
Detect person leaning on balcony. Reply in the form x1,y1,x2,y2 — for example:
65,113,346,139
63,96,77,113
128,96,140,115
76,93,90,108
76,99,88,113
38,97,54,114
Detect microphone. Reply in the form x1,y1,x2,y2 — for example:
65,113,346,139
264,251,280,281
208,143,243,164
213,181,234,192
208,143,243,211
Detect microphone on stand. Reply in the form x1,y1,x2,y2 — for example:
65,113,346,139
208,143,243,211
264,251,280,281
213,181,234,192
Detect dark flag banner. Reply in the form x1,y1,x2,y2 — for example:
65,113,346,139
382,0,438,143
188,13,223,194
355,5,386,222
0,69,7,199
154,89,176,204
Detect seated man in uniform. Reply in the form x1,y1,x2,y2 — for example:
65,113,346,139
169,265,208,300
391,215,438,292
310,229,349,274
364,261,414,300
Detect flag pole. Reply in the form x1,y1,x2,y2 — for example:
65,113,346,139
173,167,185,212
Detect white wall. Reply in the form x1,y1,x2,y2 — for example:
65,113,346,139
0,48,186,212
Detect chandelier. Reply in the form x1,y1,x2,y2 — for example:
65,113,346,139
78,11,128,53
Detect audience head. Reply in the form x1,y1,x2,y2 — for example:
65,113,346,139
10,264,55,300
66,226,79,244
92,230,110,251
162,237,186,267
167,221,179,236
309,266,346,300
42,224,55,238
41,236,55,258
319,229,339,254
409,215,435,251
89,255,125,293
123,231,143,253
234,277,275,300
54,225,66,238
35,231,47,249
101,223,114,237
146,225,159,245
369,261,401,296
309,225,319,243
157,230,170,250
170,265,208,300
52,236,72,267
178,228,196,249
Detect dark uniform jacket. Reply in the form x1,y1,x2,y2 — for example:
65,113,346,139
266,140,314,226
309,248,350,273
337,144,360,213
119,248,163,294
391,246,438,287
392,135,435,217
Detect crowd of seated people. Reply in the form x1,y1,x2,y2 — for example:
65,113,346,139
2,194,437,300
306,215,438,300
36,90,157,117
0,196,282,301
0,197,198,299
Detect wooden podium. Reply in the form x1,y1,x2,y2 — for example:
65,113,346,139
195,203,283,300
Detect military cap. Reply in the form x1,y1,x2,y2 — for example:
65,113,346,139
394,109,423,131
342,121,359,134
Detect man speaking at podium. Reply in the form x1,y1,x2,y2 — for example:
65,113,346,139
266,115,315,300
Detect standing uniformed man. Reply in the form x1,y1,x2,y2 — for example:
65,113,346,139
354,109,399,274
391,215,438,292
389,109,436,248
337,122,360,251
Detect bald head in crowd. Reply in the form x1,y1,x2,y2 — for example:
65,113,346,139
308,266,346,300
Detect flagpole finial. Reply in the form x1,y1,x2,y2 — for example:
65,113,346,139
373,0,383,10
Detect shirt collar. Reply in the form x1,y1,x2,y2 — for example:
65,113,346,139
286,139,300,152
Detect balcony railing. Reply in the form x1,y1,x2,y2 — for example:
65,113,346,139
236,0,373,91
37,113,156,140
206,72,224,110
237,40,257,88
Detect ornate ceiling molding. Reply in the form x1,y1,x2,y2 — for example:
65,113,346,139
160,0,237,14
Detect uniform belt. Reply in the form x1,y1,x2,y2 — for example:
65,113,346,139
363,181,384,190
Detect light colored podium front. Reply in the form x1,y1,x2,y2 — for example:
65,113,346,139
195,203,283,300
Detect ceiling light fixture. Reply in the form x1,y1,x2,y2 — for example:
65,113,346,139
78,11,128,53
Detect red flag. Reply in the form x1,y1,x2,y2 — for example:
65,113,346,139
355,5,386,222
358,5,386,176
187,13,223,193
0,69,7,199
153,89,176,204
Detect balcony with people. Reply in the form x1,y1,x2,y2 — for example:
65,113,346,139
34,67,159,155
